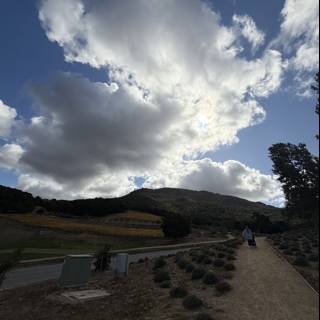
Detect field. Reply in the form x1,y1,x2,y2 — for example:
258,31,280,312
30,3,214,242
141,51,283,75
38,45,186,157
0,213,164,238
105,210,162,222
0,214,224,263
0,216,168,263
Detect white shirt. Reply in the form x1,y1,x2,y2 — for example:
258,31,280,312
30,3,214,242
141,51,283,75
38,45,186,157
242,228,253,240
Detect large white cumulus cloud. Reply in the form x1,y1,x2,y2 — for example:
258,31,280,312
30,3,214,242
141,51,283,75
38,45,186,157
17,170,136,200
0,144,23,170
3,0,286,203
179,160,283,202
38,0,283,100
19,73,182,182
274,0,319,95
0,100,17,138
143,159,283,202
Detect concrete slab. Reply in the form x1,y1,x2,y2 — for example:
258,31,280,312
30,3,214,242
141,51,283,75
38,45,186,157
62,289,110,303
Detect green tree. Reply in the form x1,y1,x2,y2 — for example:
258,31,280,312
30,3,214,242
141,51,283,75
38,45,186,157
269,143,319,227
161,214,191,239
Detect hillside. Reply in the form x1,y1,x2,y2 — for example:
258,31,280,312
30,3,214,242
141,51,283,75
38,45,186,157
121,188,281,223
0,185,35,213
0,185,281,225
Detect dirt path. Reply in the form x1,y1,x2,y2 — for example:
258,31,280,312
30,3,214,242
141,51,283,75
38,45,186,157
218,237,319,320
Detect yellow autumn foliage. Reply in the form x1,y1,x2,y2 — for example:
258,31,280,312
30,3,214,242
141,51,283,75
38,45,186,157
107,211,162,222
1,213,164,238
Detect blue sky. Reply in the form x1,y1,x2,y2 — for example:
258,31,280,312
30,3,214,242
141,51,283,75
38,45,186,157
0,0,318,204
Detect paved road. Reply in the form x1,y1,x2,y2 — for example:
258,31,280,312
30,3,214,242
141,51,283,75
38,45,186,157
1,264,63,290
1,238,231,290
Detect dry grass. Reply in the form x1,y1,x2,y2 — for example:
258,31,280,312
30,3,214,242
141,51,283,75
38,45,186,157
107,211,162,222
0,214,164,238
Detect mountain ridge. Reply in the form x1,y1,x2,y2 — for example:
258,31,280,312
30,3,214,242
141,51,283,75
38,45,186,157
0,185,281,224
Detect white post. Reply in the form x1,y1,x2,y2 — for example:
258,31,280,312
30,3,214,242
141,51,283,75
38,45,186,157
115,253,129,277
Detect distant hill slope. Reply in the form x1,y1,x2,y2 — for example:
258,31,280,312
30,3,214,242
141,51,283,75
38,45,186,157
122,188,281,222
0,185,35,213
0,185,281,224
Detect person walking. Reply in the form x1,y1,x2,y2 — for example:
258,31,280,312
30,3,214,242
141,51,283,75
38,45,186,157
242,226,255,246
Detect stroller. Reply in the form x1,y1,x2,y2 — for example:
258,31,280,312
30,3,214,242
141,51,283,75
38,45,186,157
248,234,257,247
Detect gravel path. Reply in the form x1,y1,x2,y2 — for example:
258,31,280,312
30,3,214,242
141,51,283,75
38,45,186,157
218,237,319,320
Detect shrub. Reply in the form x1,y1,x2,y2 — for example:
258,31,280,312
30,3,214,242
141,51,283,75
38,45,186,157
293,257,310,267
201,249,210,255
213,259,225,268
289,246,300,252
94,245,111,272
202,257,212,265
217,253,226,259
153,257,166,270
224,263,236,271
175,253,184,263
227,255,236,261
283,249,294,256
0,262,13,286
159,280,171,289
170,287,188,298
0,248,23,286
178,259,189,269
194,312,214,320
208,250,216,257
279,243,289,250
308,254,319,262
203,271,219,285
189,250,199,258
215,281,233,294
197,254,206,263
186,263,195,273
303,248,313,254
154,270,171,283
192,268,206,280
183,295,204,310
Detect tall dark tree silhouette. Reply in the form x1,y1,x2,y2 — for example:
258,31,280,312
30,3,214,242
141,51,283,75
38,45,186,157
269,143,319,227
161,214,191,239
269,72,319,229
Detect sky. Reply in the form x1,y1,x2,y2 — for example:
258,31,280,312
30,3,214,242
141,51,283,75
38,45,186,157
0,0,318,206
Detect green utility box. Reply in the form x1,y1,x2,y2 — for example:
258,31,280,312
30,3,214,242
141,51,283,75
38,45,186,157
59,254,93,287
